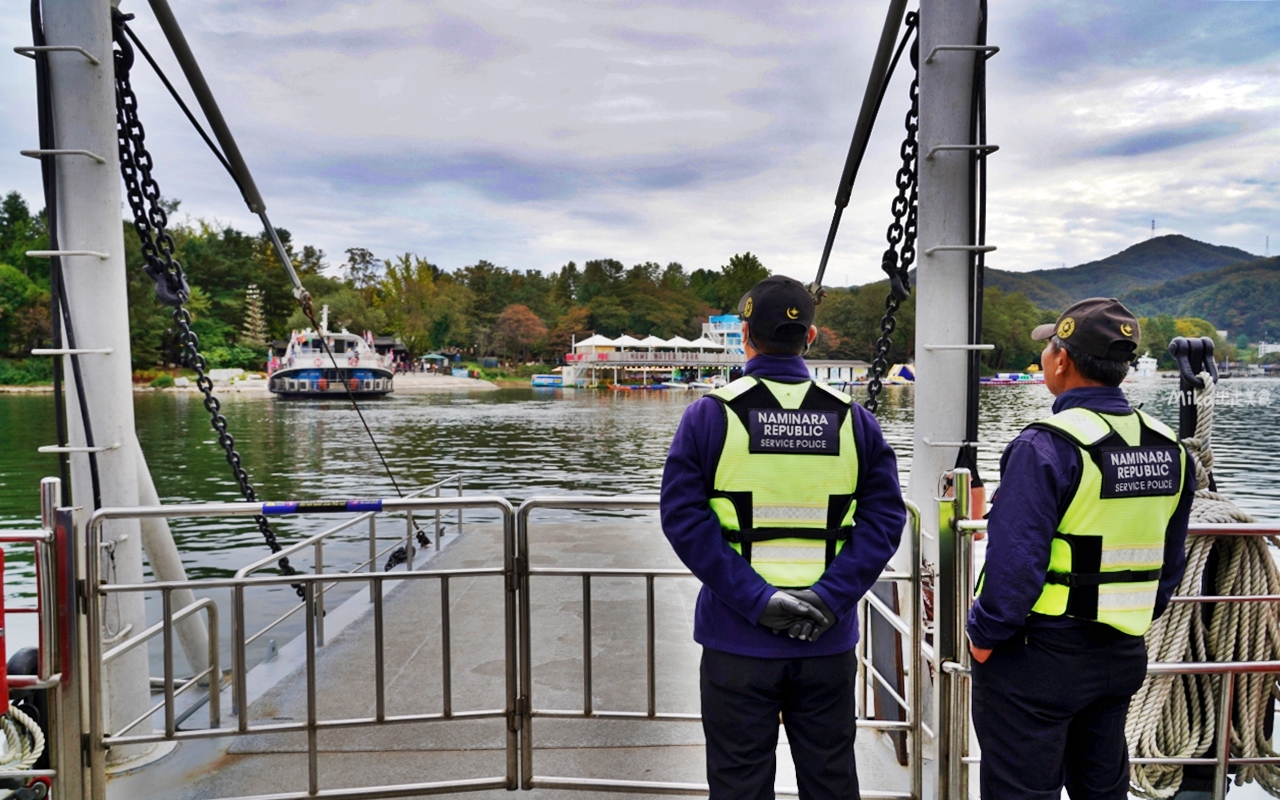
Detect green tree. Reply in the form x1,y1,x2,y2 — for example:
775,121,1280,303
381,254,473,353
716,252,770,311
0,263,47,356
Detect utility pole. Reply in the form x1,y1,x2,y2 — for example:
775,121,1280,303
908,2,984,799
41,0,153,765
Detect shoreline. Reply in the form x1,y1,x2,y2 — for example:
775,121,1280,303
0,373,499,395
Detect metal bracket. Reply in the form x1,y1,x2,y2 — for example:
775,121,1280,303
31,348,113,356
925,44,1000,64
941,660,971,675
924,439,977,448
924,344,995,351
925,144,1000,160
38,443,121,454
25,250,110,260
13,45,101,66
21,148,106,164
924,245,997,257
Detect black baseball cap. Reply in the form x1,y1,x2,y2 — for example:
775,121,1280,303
1032,297,1140,362
738,276,815,345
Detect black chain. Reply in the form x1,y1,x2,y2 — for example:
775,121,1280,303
112,13,302,593
865,25,919,415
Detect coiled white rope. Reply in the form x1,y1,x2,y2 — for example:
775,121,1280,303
0,703,45,800
1128,373,1280,798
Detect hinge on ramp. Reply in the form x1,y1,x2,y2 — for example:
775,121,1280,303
507,557,526,592
508,697,526,732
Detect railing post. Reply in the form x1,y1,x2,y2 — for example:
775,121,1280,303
405,510,415,567
456,475,464,539
937,469,971,800
52,501,87,800
435,484,443,546
1212,672,1234,800
368,514,377,580
314,541,325,646
907,501,924,800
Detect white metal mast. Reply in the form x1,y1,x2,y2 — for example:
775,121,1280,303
910,1,986,798
39,0,152,764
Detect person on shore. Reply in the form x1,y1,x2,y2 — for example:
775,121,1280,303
967,298,1196,800
661,275,906,800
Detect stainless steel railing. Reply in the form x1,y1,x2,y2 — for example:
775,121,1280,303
69,489,927,800
84,495,517,800
233,474,464,648
515,495,926,799
0,478,79,798
942,468,1280,800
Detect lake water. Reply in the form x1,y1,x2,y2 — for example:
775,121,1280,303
0,378,1277,638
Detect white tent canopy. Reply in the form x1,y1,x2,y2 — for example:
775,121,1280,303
688,337,725,350
638,335,669,347
613,334,644,348
666,336,695,348
574,334,616,349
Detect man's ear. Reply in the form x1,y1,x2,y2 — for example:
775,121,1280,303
807,325,818,345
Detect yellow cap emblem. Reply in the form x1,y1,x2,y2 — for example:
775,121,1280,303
1057,317,1075,339
743,297,754,318
1120,323,1134,337
786,307,800,320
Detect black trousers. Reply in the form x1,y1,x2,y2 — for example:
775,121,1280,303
971,625,1147,800
701,647,859,800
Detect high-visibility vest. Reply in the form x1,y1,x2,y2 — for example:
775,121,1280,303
707,376,860,588
1020,407,1187,636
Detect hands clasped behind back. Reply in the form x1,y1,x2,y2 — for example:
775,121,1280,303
757,590,837,642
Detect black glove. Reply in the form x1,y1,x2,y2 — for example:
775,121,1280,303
758,591,828,641
785,589,837,642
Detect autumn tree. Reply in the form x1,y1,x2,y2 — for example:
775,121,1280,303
493,304,548,362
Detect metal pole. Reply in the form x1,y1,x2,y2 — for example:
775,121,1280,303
368,515,377,580
435,485,442,545
314,541,325,646
907,502,924,800
910,0,984,796
1212,673,1234,800
937,469,972,800
457,475,464,536
42,0,153,762
51,504,86,800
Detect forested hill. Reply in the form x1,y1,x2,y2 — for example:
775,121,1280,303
985,235,1256,311
1120,256,1280,340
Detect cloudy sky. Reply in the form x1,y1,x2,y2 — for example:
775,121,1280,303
2,0,1278,286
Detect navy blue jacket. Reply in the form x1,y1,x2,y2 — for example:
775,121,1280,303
660,355,907,658
967,386,1196,649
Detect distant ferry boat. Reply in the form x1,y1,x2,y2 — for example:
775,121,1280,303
268,305,394,398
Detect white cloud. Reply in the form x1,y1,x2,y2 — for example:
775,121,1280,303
1,0,1277,289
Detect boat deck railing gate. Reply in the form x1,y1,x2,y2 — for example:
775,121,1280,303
939,468,1280,800
43,489,928,800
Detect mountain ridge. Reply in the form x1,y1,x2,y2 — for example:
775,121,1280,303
984,234,1256,313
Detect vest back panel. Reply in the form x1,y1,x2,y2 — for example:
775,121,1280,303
708,377,860,588
1025,407,1186,635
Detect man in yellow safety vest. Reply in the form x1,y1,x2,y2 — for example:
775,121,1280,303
967,297,1196,799
661,275,906,799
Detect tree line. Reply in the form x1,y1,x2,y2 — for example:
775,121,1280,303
0,189,1230,376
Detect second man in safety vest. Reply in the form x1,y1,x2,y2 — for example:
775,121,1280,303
661,275,906,800
967,297,1195,800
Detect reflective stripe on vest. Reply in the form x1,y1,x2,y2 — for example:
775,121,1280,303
1025,407,1186,636
708,376,859,588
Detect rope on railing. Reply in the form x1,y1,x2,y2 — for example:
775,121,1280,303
1127,373,1280,798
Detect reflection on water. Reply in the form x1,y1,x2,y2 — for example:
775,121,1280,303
1,378,1278,599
